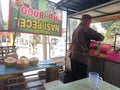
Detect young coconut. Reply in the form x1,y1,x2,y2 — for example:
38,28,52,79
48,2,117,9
4,57,17,68
29,57,39,66
16,58,29,69
20,56,28,59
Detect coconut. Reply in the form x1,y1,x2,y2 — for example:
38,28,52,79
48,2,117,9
20,56,28,59
29,57,39,66
4,57,17,68
16,58,29,69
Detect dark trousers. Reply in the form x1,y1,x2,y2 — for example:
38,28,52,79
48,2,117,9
70,58,88,81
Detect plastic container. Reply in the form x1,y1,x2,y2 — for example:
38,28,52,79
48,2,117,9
90,41,100,56
90,49,100,56
107,51,120,62
90,41,99,47
100,44,112,53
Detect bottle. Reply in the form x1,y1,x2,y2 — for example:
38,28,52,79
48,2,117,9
96,42,101,50
95,42,101,56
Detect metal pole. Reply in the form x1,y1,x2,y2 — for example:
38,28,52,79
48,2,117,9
43,35,47,60
65,9,70,72
12,4,21,47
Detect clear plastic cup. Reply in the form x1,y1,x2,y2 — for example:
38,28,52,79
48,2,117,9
88,72,103,89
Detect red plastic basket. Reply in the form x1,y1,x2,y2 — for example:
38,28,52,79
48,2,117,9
107,51,120,62
100,44,112,53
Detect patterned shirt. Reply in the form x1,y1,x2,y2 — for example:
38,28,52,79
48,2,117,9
70,23,104,64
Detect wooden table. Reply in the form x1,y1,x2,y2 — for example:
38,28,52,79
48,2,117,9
0,60,58,90
46,78,120,90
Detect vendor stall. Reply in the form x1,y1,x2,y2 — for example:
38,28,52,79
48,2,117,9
0,60,58,90
88,33,120,87
0,0,64,89
56,0,120,87
88,55,120,87
1,0,120,90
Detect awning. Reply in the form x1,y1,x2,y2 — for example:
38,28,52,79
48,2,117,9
56,0,120,22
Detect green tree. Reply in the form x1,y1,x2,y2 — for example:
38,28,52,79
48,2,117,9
91,25,97,31
4,20,8,30
101,20,120,38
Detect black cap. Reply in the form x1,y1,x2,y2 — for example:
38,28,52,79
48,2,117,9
81,14,92,20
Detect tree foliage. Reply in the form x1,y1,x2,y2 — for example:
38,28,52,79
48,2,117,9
32,35,42,44
101,20,120,38
91,25,97,31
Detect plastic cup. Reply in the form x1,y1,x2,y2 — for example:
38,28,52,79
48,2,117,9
88,72,103,89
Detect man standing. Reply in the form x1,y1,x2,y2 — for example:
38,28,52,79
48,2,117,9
69,14,104,81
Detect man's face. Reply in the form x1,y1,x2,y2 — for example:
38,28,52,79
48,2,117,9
86,19,91,26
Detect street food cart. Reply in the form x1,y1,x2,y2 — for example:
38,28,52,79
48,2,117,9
1,0,120,90
56,0,120,88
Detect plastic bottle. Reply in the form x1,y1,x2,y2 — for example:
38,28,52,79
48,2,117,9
95,42,101,56
96,42,101,50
